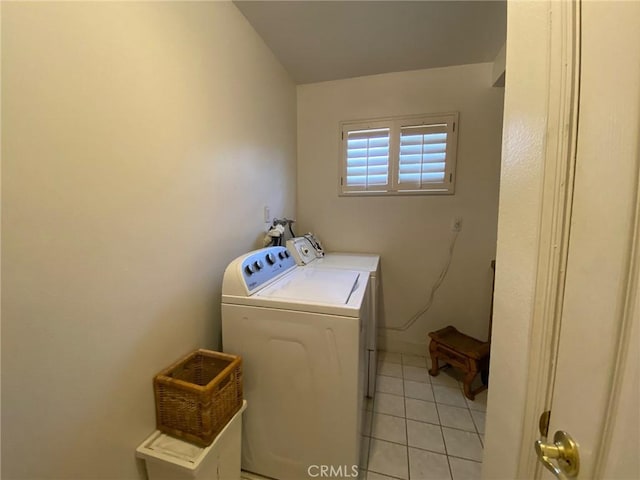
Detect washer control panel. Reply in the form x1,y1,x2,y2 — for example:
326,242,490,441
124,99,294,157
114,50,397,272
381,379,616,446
286,236,319,265
241,246,295,293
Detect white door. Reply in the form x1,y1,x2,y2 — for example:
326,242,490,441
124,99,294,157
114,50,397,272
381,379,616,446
537,1,640,478
483,1,639,478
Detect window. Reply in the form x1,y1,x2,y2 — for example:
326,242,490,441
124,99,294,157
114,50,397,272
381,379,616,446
340,112,458,195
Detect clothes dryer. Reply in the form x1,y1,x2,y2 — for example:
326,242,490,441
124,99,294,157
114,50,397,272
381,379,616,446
221,246,369,480
287,236,380,398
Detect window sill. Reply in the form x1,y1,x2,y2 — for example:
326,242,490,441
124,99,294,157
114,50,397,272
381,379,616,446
338,189,454,197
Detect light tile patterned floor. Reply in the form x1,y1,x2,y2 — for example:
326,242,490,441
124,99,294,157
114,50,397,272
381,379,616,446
362,351,487,480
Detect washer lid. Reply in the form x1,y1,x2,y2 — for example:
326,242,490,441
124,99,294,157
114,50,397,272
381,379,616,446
309,253,380,273
256,268,360,305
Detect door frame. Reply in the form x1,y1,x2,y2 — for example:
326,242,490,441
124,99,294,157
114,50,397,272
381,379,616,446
484,0,640,478
514,0,581,476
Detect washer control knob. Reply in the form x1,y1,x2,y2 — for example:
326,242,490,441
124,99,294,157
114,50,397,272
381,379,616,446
284,250,290,258
245,264,256,275
278,251,286,259
254,260,264,270
266,253,276,265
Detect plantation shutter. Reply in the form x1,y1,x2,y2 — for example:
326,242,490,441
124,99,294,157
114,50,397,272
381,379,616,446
339,112,457,195
344,128,390,191
398,123,450,190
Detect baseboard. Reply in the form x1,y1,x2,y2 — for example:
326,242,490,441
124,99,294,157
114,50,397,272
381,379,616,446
377,335,430,358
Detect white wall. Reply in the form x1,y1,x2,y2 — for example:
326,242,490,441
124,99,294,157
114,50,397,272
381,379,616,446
1,2,296,478
297,64,504,353
492,44,506,87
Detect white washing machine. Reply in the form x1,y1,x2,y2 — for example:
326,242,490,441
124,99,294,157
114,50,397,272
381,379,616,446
221,246,370,480
287,236,380,398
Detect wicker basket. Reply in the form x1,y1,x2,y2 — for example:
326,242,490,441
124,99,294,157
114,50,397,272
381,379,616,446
154,349,243,447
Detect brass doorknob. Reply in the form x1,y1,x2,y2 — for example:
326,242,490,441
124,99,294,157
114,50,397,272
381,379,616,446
534,430,580,478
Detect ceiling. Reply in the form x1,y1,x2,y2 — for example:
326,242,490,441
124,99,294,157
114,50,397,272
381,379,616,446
234,1,507,84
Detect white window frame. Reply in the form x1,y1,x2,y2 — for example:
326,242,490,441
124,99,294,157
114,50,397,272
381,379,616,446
339,112,459,196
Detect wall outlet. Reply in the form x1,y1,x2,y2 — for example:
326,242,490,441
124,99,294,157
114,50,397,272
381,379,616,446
264,205,271,223
452,216,463,232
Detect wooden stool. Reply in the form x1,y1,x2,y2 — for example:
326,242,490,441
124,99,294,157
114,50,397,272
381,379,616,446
428,326,490,400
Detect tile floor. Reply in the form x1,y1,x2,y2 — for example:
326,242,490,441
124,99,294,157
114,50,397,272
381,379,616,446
360,351,487,480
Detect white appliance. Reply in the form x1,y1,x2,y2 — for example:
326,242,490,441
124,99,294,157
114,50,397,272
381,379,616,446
136,401,247,480
221,246,370,480
287,235,381,398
